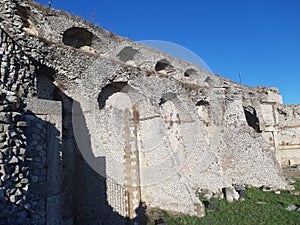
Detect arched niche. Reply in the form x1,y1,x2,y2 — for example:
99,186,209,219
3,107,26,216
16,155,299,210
117,47,138,62
16,5,30,28
159,92,177,106
155,59,173,72
62,27,93,48
243,106,261,132
97,82,129,109
184,68,198,77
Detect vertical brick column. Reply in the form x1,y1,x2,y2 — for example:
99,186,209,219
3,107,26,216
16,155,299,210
123,105,141,219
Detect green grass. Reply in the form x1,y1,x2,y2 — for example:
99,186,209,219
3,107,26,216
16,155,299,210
149,179,300,225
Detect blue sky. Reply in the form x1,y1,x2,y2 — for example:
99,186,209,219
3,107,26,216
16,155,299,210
36,0,299,104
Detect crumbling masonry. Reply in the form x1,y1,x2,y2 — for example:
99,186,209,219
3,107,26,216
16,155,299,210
0,0,299,225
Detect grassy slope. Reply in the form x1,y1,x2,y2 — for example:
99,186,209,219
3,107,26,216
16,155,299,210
149,180,300,225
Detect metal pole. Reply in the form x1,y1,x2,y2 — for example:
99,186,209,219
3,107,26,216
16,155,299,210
92,11,95,24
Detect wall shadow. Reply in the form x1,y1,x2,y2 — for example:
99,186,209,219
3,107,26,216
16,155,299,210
24,109,62,225
36,63,148,224
71,100,126,225
72,100,148,225
0,105,62,224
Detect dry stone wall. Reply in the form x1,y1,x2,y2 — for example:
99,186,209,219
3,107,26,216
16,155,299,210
0,89,62,225
0,24,36,98
0,90,30,225
25,98,62,225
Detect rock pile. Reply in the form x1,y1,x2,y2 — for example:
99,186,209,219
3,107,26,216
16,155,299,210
198,185,247,210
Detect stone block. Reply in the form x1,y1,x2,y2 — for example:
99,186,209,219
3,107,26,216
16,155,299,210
0,113,10,124
223,187,240,202
8,156,18,164
16,121,27,127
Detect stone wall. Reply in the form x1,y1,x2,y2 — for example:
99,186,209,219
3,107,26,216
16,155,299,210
0,90,29,224
253,92,300,167
277,105,300,166
0,90,62,225
0,1,299,224
261,104,300,166
25,98,62,225
0,22,36,98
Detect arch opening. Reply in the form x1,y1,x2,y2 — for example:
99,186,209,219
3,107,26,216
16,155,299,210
184,68,198,77
159,92,177,106
243,106,261,132
98,82,129,109
16,5,30,28
62,27,93,48
117,47,138,62
36,63,56,100
155,59,173,72
196,100,209,106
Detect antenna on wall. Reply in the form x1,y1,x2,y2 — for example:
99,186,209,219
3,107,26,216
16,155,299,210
238,71,242,84
109,22,114,34
91,11,95,24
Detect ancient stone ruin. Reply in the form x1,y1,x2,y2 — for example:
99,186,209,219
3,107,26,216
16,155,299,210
0,0,299,224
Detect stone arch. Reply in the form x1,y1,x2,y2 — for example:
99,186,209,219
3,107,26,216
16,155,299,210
196,99,209,106
36,63,56,100
117,47,138,62
62,27,93,48
97,82,129,109
184,68,198,77
155,59,173,72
